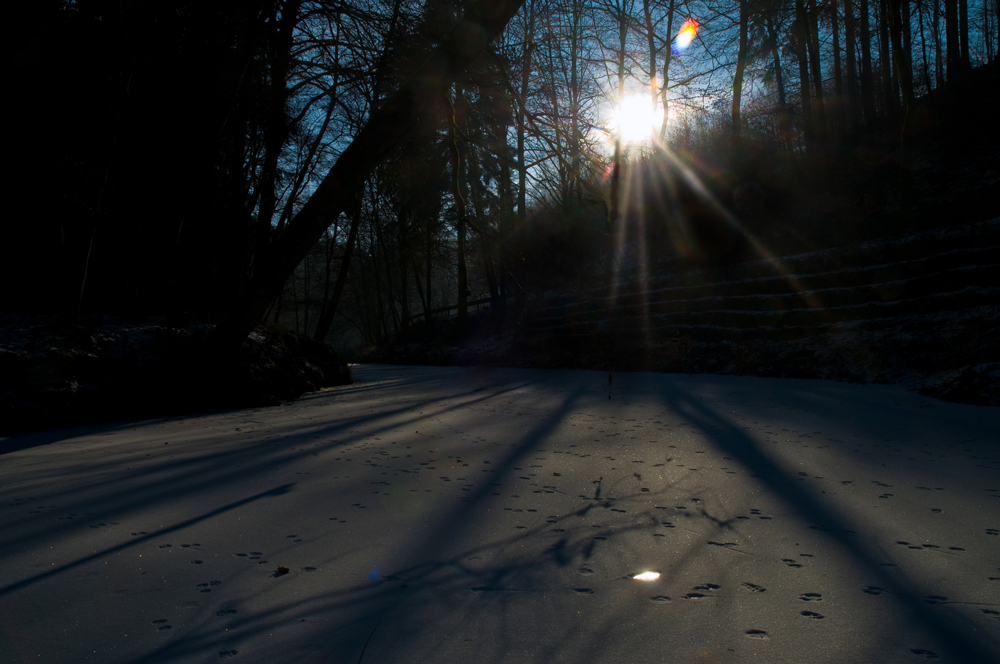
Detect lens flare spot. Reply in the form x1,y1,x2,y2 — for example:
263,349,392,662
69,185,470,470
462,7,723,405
634,571,661,581
673,19,698,53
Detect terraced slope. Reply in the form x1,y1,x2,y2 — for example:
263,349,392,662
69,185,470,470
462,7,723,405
516,219,1000,383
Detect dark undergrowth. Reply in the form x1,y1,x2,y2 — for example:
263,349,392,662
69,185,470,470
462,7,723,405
0,315,351,435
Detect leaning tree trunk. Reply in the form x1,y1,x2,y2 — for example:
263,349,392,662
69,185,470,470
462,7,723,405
204,0,527,356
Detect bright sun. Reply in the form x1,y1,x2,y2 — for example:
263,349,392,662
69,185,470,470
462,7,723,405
611,95,660,143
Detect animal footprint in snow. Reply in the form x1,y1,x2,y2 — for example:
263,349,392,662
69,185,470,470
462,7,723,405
800,611,824,619
573,588,594,595
196,580,221,593
693,583,720,591
986,529,999,536
744,629,768,639
741,583,766,593
861,585,885,595
578,567,593,575
799,593,822,601
151,618,171,630
923,595,948,604
650,595,671,603
782,559,803,568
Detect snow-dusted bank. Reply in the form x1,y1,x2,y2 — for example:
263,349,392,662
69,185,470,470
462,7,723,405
1,365,998,663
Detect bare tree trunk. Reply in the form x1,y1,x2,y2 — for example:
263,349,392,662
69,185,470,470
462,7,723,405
933,0,946,86
369,222,390,346
643,0,657,116
659,0,678,139
860,0,877,121
425,217,433,325
569,0,584,202
832,0,845,136
889,0,916,112
995,0,1000,61
917,0,933,93
732,0,750,136
375,201,399,337
398,209,410,332
313,196,362,342
807,0,828,139
879,0,900,114
411,254,427,321
763,14,793,151
302,250,312,335
449,86,469,330
795,0,815,140
514,1,534,319
959,0,970,67
845,0,860,125
945,0,960,78
607,0,628,279
465,134,499,311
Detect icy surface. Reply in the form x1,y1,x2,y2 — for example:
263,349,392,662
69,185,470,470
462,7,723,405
1,364,998,663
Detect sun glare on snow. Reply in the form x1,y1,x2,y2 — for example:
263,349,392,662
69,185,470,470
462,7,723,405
633,571,661,581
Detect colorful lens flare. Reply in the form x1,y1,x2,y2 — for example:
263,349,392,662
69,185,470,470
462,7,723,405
673,19,698,53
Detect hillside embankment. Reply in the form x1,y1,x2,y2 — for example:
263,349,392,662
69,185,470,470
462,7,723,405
368,217,1000,407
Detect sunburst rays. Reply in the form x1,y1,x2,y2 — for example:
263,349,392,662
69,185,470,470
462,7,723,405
602,136,830,364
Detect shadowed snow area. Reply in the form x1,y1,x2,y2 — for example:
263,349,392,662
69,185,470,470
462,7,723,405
1,364,999,663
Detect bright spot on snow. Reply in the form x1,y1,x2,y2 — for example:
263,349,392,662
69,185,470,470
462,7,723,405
673,19,698,52
633,571,660,581
611,95,659,142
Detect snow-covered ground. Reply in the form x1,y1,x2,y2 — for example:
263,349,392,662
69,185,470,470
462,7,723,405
1,365,998,663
